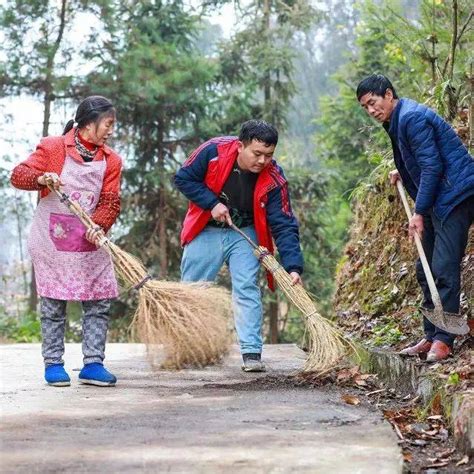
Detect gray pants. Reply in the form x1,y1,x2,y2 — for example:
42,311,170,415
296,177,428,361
40,297,111,366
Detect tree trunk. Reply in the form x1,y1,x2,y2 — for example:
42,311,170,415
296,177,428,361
29,0,68,313
447,0,458,82
447,0,458,121
429,0,437,87
13,196,28,295
269,299,279,344
469,63,474,153
157,121,168,277
262,0,279,342
262,0,272,122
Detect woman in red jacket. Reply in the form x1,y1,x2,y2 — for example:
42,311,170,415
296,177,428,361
11,96,122,387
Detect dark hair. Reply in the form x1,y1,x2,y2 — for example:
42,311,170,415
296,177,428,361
63,95,115,135
356,74,398,101
238,119,278,146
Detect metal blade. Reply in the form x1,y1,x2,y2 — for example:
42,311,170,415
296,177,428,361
421,308,470,336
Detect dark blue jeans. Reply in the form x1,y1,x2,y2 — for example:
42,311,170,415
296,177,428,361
416,195,474,346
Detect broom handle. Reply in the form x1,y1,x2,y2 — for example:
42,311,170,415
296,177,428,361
228,223,259,250
396,180,443,313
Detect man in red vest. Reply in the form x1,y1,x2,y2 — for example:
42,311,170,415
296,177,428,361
175,120,304,372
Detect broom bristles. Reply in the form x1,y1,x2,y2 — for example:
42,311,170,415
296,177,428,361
103,237,347,373
105,241,232,369
49,186,232,369
257,248,348,373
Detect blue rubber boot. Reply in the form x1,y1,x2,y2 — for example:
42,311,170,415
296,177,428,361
45,364,71,387
78,363,117,386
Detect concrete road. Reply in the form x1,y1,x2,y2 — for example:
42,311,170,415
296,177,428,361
0,343,402,473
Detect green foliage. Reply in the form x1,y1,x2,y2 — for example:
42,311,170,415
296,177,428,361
0,311,41,343
290,169,350,311
315,0,414,197
446,372,461,386
365,0,473,119
217,0,321,128
0,0,106,112
85,1,223,280
371,319,403,347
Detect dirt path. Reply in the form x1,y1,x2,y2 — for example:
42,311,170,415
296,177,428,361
0,343,402,473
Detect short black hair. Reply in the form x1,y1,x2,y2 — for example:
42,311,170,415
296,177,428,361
63,95,115,135
356,74,398,101
238,119,278,146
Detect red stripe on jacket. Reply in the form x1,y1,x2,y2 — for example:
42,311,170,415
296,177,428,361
183,136,236,167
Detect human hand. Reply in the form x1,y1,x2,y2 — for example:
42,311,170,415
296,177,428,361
38,172,62,190
389,169,400,186
85,226,105,246
289,271,302,286
211,202,233,225
408,213,424,240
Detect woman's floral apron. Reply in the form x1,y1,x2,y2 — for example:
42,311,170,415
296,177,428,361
28,155,118,301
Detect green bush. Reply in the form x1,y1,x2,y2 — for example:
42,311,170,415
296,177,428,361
0,311,42,343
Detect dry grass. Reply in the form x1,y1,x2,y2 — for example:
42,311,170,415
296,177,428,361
257,248,349,373
105,241,232,369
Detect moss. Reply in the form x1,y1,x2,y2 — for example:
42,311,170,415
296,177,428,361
371,320,404,347
335,254,349,276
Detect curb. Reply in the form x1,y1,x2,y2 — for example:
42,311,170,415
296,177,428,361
452,390,474,456
359,348,473,456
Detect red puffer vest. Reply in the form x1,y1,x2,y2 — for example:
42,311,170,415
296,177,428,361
180,139,285,290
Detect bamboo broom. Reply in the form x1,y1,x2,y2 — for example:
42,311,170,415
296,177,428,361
46,182,232,369
229,223,348,373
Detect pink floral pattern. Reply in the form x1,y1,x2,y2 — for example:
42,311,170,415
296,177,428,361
28,156,118,301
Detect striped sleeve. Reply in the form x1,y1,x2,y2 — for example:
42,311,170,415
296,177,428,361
174,141,221,210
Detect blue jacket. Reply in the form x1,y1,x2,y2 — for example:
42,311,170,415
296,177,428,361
384,98,474,221
174,138,304,276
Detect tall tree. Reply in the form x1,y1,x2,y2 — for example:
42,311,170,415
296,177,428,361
218,0,321,341
0,0,107,310
365,0,473,119
218,0,319,128
87,0,223,278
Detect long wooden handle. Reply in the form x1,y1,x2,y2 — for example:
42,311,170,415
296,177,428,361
228,222,259,250
396,180,443,313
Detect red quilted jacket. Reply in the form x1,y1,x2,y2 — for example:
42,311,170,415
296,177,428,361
10,128,122,233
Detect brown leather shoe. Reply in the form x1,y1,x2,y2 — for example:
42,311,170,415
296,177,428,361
468,319,474,334
399,338,432,356
426,340,452,362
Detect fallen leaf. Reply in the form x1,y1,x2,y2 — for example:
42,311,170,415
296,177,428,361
410,422,430,434
413,439,427,446
430,393,442,415
426,461,448,468
438,448,455,459
402,452,413,463
349,366,360,376
438,428,449,440
342,394,360,405
456,455,469,466
336,369,353,382
427,415,443,420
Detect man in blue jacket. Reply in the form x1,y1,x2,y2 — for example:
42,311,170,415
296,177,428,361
357,74,474,362
174,120,304,372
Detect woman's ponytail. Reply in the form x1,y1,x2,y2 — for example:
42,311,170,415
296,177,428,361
63,119,75,135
